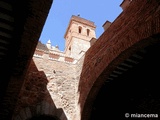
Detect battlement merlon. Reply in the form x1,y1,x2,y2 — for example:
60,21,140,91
33,48,78,64
64,15,96,39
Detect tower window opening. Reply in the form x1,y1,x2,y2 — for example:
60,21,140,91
87,29,90,36
68,46,71,55
79,26,82,33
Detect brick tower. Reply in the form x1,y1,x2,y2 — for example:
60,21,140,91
64,15,96,59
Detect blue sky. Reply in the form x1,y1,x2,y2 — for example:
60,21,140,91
39,0,123,51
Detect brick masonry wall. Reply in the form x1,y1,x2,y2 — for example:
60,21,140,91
12,1,160,120
0,0,53,120
13,54,78,120
79,0,160,119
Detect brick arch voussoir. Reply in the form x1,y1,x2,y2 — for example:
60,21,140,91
81,22,160,120
82,35,160,120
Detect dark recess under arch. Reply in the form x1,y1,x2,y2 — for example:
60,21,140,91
90,43,160,119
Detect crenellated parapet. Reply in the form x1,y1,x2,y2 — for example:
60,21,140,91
33,41,79,64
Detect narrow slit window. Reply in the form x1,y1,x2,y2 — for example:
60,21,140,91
69,46,71,55
87,29,90,36
79,26,82,33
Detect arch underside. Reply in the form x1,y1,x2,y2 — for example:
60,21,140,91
80,1,160,119
90,41,160,119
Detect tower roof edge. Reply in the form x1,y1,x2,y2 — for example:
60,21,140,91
64,15,96,39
